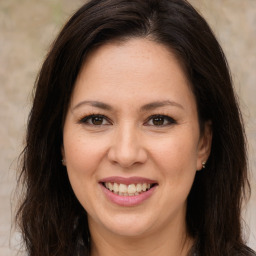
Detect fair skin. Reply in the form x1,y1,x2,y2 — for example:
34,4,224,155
62,38,212,256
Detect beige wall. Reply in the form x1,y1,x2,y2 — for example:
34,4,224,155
0,0,255,255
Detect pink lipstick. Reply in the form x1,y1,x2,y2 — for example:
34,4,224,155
99,176,158,207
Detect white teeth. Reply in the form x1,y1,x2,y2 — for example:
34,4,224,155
113,183,119,193
119,184,127,193
104,182,154,196
106,182,113,191
136,184,142,192
108,182,113,191
128,184,136,194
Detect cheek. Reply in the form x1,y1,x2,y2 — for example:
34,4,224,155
150,134,199,173
152,138,198,205
148,132,198,199
64,132,107,175
63,135,105,210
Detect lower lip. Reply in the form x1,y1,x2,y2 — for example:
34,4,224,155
100,184,157,207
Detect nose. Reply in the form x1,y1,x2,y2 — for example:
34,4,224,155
107,124,148,168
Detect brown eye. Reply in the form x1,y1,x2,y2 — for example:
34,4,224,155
152,116,165,126
79,114,111,126
91,116,104,125
146,115,176,126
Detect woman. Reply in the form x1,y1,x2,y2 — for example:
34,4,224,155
16,0,256,255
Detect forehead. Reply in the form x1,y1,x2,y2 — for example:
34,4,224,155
71,38,195,112
81,38,187,81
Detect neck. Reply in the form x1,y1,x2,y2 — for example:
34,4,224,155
89,214,194,256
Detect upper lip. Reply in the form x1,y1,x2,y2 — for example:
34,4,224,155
99,176,158,185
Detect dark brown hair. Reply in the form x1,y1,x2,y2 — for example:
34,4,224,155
17,0,255,255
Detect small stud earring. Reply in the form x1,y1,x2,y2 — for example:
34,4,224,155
202,161,206,169
61,159,66,165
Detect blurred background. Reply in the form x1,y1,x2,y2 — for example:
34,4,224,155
0,0,255,255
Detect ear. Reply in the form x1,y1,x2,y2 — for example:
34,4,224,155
196,121,212,170
61,145,66,166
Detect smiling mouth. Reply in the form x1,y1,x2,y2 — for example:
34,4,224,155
102,182,157,196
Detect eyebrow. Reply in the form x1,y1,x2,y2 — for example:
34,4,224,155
72,100,184,111
140,100,184,111
72,101,113,111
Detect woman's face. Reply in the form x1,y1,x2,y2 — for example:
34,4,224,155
62,38,211,238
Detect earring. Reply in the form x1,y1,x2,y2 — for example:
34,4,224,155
61,159,66,165
202,161,206,169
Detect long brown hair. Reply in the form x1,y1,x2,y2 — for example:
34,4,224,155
16,0,255,255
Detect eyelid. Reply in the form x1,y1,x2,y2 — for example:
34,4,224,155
144,114,177,126
77,113,176,127
78,114,112,125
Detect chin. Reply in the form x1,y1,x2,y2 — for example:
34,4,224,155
94,212,156,238
106,223,152,238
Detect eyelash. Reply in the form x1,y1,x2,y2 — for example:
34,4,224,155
145,114,177,126
78,114,111,126
78,114,177,127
